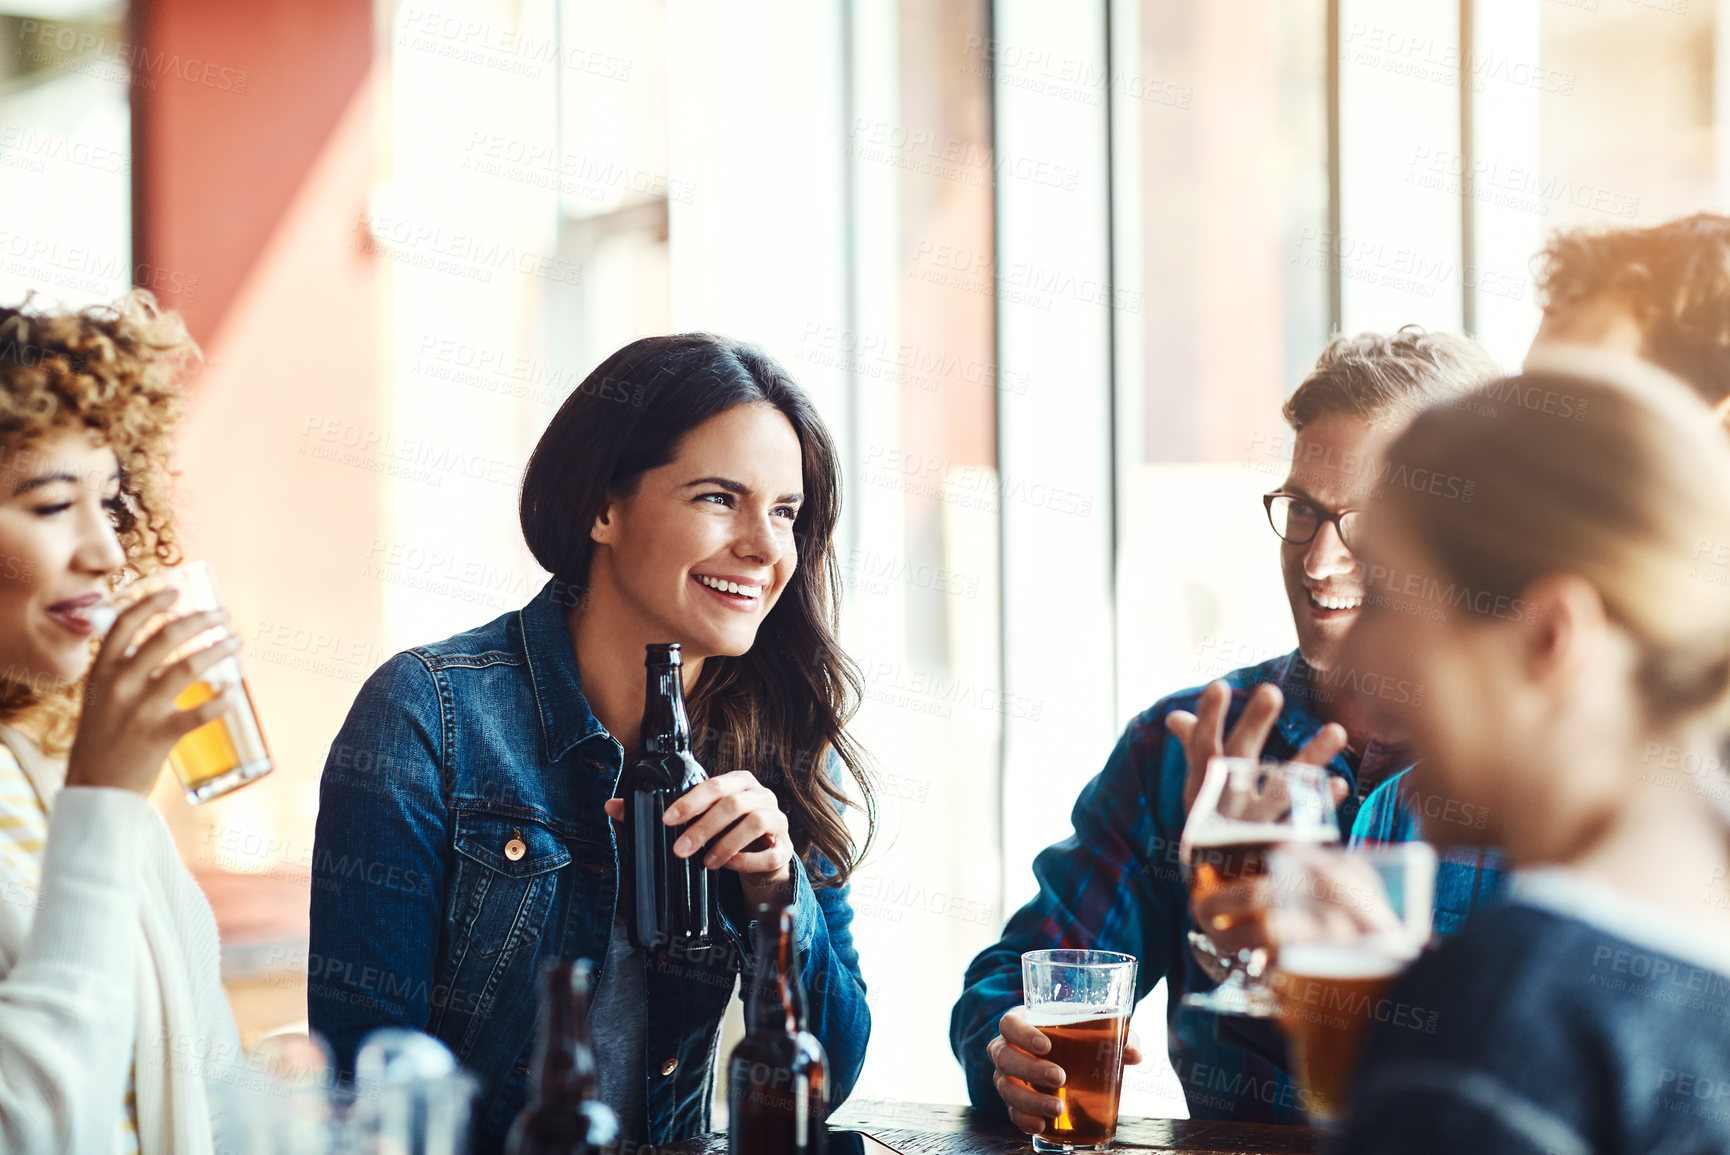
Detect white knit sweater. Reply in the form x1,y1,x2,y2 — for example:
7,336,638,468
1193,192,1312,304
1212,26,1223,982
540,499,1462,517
0,727,240,1154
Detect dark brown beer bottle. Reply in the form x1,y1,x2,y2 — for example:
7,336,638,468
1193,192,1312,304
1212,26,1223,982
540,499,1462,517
618,643,712,951
727,903,828,1154
504,959,619,1155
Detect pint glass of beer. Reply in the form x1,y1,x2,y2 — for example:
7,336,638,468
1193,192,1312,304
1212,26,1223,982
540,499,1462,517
1267,843,1435,1126
1179,757,1339,1016
118,562,273,804
1020,949,1137,1153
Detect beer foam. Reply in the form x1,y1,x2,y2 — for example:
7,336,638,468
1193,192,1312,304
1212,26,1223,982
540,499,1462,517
1025,1004,1124,1028
1185,821,1337,848
86,603,118,638
1276,944,1407,980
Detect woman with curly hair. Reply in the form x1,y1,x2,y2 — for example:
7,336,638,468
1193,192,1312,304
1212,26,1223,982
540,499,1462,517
0,291,241,1154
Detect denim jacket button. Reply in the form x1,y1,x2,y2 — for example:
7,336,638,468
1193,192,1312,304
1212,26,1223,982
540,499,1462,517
659,1057,678,1076
504,838,526,861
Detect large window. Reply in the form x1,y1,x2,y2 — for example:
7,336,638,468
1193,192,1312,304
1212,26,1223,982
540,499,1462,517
834,0,1004,1110
1472,1,1716,363
366,0,1004,1111
1108,0,1729,1116
1107,0,1330,1114
0,4,133,308
218,0,1730,1112
1112,0,1328,738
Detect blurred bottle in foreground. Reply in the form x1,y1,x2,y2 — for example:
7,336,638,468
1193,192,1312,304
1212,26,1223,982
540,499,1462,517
727,902,828,1154
505,959,620,1155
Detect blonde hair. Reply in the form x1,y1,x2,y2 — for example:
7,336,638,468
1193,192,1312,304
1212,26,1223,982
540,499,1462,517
0,290,194,750
1382,360,1730,726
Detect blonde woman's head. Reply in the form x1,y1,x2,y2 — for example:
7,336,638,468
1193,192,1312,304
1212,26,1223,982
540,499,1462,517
1341,358,1730,858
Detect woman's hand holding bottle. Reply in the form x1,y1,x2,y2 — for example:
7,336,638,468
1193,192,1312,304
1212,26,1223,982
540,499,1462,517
604,769,794,903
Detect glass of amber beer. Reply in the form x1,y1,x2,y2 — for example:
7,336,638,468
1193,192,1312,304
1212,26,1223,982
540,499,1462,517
1267,843,1435,1126
1179,757,1339,1017
1020,949,1137,1153
115,562,273,804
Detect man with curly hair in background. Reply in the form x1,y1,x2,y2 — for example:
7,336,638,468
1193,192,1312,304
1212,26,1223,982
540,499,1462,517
1528,212,1730,412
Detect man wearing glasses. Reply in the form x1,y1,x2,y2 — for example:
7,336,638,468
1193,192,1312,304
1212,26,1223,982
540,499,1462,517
951,327,1502,1130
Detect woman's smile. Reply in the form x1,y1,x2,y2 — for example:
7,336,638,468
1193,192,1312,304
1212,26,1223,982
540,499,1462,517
691,571,769,609
43,590,109,638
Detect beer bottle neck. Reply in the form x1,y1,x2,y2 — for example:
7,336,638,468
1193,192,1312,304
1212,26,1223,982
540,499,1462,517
747,907,805,1036
640,661,691,756
529,962,600,1103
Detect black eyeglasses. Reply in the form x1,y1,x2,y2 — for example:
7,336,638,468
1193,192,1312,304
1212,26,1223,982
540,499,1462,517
1263,492,1361,551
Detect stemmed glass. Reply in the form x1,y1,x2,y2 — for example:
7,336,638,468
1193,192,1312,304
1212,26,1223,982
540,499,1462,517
1178,757,1339,1017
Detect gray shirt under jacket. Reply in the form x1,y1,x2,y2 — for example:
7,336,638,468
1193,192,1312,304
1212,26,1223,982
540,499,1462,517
591,908,649,1141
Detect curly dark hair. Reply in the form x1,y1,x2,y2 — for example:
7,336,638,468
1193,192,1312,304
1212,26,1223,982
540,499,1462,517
0,290,195,747
1537,213,1730,406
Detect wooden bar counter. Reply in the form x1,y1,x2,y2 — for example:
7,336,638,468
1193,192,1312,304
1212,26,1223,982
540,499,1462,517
659,1102,1322,1153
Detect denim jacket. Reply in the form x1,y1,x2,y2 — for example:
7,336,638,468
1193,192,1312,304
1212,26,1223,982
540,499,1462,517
307,580,870,1152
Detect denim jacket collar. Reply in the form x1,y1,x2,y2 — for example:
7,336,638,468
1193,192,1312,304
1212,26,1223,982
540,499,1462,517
519,578,610,763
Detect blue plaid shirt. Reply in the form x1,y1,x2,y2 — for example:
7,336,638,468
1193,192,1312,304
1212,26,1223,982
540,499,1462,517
949,651,1506,1124
1356,768,1506,936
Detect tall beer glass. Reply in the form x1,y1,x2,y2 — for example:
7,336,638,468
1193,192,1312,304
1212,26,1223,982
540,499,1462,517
1178,757,1338,1017
118,562,273,804
1020,949,1137,1153
1268,842,1435,1126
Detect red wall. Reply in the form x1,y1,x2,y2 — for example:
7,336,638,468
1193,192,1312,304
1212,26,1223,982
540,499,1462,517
132,0,373,344
128,0,386,1043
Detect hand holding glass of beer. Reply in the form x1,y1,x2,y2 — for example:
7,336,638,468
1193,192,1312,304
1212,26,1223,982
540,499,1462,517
1179,756,1339,1017
1019,949,1137,1153
107,562,273,804
1267,842,1435,1126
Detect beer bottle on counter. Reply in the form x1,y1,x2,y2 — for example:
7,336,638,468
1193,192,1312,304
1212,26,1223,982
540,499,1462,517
727,903,829,1155
618,643,712,951
505,959,619,1155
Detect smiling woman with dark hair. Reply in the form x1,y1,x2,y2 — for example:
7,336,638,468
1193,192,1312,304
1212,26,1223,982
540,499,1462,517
310,332,877,1153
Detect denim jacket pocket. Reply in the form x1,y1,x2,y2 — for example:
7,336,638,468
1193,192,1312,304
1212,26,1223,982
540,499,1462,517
454,808,571,876
438,808,571,1056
